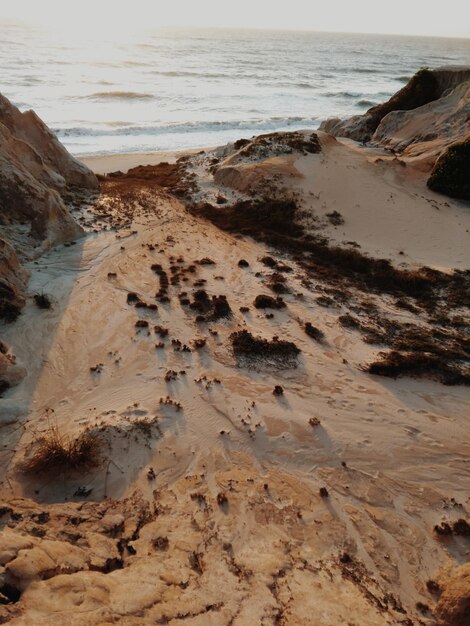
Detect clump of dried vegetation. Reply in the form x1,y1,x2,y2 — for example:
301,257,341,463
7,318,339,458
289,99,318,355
304,322,325,342
20,423,102,475
185,289,232,321
338,311,469,385
365,351,469,386
254,294,286,310
231,330,300,367
233,131,321,159
33,293,52,309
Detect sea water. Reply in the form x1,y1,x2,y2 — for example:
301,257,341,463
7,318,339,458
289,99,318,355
1,22,469,155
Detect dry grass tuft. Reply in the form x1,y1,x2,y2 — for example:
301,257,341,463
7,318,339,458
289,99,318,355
20,423,102,475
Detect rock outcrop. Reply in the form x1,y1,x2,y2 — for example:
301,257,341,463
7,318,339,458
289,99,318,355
320,67,470,146
0,94,98,193
320,66,470,189
0,94,98,248
371,80,470,171
0,94,98,391
427,136,470,200
435,563,470,626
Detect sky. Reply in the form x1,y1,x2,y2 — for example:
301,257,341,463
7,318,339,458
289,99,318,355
0,0,469,38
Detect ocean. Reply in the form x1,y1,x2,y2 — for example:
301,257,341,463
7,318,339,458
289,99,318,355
1,22,469,156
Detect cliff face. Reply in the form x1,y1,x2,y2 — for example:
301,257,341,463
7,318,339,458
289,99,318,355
371,79,470,170
0,95,98,193
427,137,470,200
0,94,98,244
320,67,470,169
0,94,98,388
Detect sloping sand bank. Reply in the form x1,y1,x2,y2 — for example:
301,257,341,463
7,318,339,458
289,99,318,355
0,133,469,625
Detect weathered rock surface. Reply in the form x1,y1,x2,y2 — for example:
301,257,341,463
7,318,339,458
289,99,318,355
320,67,470,144
0,94,98,193
0,94,96,247
427,136,470,200
0,94,98,395
435,563,470,626
0,239,27,323
0,94,98,327
0,473,408,625
320,67,470,178
371,80,470,170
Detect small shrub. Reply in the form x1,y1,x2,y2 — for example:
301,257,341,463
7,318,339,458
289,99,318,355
326,211,344,226
153,536,169,551
305,322,325,342
154,325,169,337
231,330,300,365
135,320,149,328
210,295,232,320
338,314,360,329
20,424,102,475
260,256,278,268
127,292,140,304
254,294,286,310
34,293,52,309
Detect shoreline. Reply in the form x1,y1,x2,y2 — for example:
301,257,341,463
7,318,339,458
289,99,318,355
79,146,216,175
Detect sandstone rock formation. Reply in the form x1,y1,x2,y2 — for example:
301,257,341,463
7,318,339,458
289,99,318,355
320,67,470,176
320,67,470,143
0,94,98,193
371,79,470,170
0,94,98,247
428,136,470,200
435,563,470,626
0,93,99,390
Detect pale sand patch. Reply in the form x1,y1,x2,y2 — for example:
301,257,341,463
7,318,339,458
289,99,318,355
80,147,215,175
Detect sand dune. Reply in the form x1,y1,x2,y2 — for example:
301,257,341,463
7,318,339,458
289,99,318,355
0,116,469,624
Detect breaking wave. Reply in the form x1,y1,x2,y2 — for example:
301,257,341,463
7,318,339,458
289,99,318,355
85,91,155,101
53,115,319,138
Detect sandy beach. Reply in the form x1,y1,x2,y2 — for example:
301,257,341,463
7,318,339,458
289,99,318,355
81,147,212,176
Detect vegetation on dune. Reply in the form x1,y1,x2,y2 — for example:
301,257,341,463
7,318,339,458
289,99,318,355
427,138,470,200
191,197,469,307
366,351,469,386
234,131,322,158
254,294,286,310
20,423,103,475
34,293,52,309
304,322,325,342
193,198,303,239
231,330,300,364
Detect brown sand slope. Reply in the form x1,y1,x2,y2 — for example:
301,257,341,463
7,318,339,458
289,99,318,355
0,130,469,625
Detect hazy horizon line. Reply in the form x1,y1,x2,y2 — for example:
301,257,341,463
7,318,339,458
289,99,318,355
0,18,468,41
